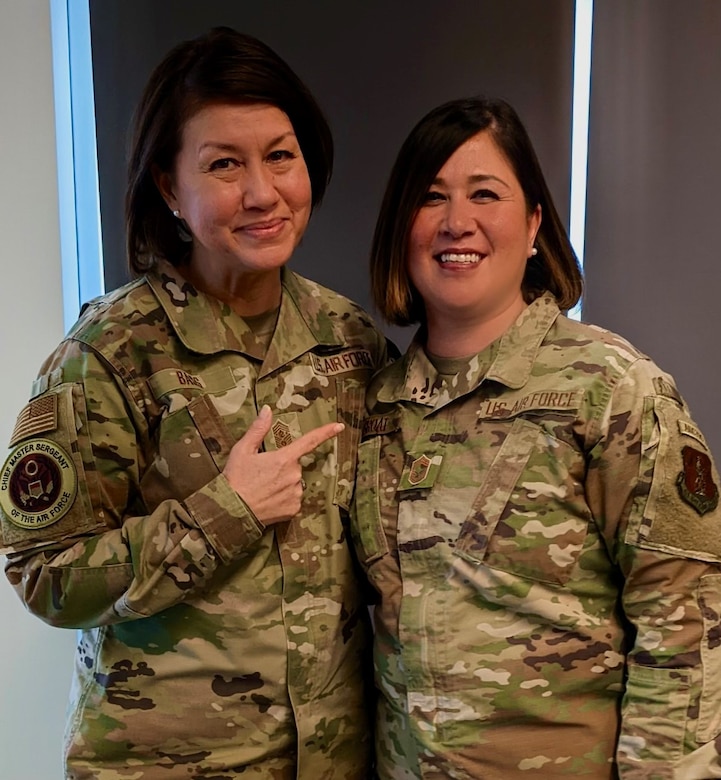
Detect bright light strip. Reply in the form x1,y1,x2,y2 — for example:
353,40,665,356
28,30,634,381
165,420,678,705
50,0,104,333
568,0,593,320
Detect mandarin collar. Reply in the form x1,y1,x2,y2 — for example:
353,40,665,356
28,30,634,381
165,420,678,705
146,260,344,372
376,292,561,408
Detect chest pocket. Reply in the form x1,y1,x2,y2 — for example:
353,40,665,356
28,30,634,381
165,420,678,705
454,417,590,585
141,393,235,511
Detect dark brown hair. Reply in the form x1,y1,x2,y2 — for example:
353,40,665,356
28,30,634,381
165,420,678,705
125,27,333,274
370,96,583,326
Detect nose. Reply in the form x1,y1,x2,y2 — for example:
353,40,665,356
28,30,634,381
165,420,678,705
441,199,475,238
242,163,280,211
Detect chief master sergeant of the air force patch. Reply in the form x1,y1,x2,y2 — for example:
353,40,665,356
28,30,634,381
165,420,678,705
0,438,77,530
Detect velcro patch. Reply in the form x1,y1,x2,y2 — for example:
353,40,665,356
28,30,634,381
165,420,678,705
362,413,400,440
677,446,719,516
265,412,302,451
653,377,683,405
311,348,373,376
398,452,443,491
9,395,58,447
479,390,582,419
148,366,237,399
272,419,294,448
0,438,77,530
678,419,708,449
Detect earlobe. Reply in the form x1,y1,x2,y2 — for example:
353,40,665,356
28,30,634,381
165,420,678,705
528,204,542,253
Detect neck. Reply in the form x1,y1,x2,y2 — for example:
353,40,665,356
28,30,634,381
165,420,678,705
425,300,526,358
179,262,282,317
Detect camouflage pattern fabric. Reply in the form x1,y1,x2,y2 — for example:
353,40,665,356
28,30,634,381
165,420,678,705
0,259,388,779
352,292,721,779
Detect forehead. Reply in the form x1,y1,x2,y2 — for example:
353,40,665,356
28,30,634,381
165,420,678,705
179,102,295,147
436,130,517,183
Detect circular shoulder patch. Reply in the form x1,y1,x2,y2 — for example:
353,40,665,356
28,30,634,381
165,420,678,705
0,439,77,530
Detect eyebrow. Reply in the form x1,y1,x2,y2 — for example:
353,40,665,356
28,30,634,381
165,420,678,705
198,131,296,154
432,173,509,187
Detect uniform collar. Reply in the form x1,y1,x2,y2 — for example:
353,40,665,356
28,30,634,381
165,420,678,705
376,292,561,408
486,292,560,388
147,260,344,373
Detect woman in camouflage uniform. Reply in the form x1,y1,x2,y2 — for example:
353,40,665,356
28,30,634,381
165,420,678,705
0,27,387,779
353,96,721,778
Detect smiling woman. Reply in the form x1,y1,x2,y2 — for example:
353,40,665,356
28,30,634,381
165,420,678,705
407,130,541,357
0,26,389,780
153,103,313,314
353,95,721,779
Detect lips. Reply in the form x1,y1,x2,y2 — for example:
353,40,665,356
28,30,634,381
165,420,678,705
240,218,286,238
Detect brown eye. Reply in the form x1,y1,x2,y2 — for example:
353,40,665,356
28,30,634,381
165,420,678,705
267,149,295,163
473,189,499,201
422,191,445,204
209,158,234,171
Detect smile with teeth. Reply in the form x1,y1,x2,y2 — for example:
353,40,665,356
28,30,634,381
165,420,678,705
437,252,482,264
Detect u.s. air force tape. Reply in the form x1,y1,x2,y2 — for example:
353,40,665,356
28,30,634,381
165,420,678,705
0,438,77,530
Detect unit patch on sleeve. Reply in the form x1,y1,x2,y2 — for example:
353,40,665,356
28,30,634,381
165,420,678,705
0,438,77,529
676,445,719,516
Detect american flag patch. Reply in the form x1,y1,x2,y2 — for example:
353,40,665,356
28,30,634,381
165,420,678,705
9,394,58,447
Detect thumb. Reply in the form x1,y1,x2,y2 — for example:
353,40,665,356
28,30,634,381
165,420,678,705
237,404,273,454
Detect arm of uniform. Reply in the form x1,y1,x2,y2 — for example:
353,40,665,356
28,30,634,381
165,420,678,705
0,344,265,630
586,358,721,778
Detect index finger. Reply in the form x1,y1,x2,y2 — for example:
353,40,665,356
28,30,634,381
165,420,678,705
284,422,345,458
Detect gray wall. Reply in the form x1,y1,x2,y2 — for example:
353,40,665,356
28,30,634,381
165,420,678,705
0,3,76,779
584,0,721,459
89,0,721,458
90,0,575,352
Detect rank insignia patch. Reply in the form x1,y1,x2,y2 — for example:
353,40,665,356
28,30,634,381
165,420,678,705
676,445,719,516
399,452,443,491
408,454,432,486
272,420,294,449
0,439,77,530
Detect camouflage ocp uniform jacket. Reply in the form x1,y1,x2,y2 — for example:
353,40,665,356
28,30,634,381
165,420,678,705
352,292,721,780
0,259,388,779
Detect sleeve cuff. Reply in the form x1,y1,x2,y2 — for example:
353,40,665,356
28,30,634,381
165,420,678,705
184,474,265,564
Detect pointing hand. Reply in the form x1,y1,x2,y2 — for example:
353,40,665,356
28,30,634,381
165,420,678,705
222,405,343,526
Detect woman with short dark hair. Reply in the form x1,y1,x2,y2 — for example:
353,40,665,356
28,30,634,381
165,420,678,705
0,27,387,778
354,95,721,778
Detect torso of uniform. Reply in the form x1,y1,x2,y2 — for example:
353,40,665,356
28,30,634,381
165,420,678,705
1,259,387,779
353,292,721,780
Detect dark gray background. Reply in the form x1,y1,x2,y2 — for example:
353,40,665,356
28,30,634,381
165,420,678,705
89,0,721,458
90,0,574,353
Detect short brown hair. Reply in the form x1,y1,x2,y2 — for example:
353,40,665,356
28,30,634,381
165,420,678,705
125,27,333,275
370,96,583,326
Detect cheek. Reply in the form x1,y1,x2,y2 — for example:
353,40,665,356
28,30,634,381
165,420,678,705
181,186,232,227
406,244,430,291
286,171,313,214
491,214,530,254
408,213,434,255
